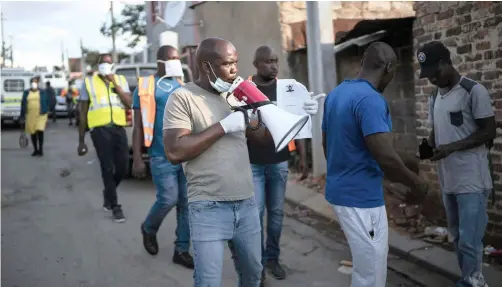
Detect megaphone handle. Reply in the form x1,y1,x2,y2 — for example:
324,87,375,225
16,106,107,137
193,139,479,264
247,110,262,131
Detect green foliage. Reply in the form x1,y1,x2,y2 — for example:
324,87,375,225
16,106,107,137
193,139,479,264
100,4,147,49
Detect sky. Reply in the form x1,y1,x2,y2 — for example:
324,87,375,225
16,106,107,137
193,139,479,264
0,0,146,71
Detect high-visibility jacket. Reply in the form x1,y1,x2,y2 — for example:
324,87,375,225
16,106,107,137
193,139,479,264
84,74,128,128
137,75,184,147
247,76,296,152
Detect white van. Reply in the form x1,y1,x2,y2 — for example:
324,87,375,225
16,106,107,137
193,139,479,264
114,63,193,176
1,69,35,124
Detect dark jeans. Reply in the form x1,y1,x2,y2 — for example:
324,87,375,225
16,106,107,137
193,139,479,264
50,105,57,122
90,125,128,208
67,102,74,123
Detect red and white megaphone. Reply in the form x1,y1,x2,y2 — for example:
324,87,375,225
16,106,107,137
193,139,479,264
227,77,309,152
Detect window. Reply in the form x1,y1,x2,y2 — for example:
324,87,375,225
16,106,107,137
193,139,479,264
3,79,25,92
115,68,138,90
139,68,156,77
45,75,53,79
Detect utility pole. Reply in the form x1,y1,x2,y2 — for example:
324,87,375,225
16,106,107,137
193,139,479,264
61,40,65,70
80,38,85,74
110,1,118,63
1,11,6,68
306,1,337,177
9,34,13,67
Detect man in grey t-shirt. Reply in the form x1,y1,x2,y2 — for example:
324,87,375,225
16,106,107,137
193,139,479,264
418,41,496,287
163,38,265,287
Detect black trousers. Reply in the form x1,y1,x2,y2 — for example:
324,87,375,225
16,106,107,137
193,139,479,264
90,125,128,208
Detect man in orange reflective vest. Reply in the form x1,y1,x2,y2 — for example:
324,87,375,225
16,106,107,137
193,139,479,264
248,45,325,284
131,45,194,269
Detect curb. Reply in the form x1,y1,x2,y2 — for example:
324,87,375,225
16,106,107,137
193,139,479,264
285,181,501,286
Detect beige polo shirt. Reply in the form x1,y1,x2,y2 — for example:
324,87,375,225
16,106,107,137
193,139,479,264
162,82,254,203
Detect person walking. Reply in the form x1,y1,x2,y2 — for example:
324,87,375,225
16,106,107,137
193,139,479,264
418,41,495,287
322,42,429,287
247,45,324,284
45,81,57,123
163,37,265,287
77,53,132,223
64,82,79,126
132,45,194,268
20,77,50,157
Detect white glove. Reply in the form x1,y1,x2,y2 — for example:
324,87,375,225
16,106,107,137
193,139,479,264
303,93,326,115
219,111,246,133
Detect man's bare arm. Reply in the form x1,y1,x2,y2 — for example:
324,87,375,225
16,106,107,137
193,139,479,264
78,101,89,143
163,125,225,165
365,132,426,189
132,110,144,162
114,83,132,109
450,117,496,151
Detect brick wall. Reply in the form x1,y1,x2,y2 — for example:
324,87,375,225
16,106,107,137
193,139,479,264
413,1,502,246
278,1,415,51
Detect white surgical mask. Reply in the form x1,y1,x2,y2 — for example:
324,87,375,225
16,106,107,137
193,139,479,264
206,62,232,93
98,63,114,75
31,82,38,90
156,59,184,92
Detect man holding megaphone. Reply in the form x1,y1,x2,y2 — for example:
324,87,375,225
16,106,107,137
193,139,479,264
163,37,315,287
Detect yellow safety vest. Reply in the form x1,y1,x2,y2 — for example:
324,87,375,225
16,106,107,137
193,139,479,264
138,75,184,147
85,74,127,128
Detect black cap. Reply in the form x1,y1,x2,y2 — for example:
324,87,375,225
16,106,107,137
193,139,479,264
417,41,451,79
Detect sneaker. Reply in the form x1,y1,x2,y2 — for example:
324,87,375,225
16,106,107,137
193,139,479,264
141,223,158,255
266,260,286,280
31,150,39,157
103,203,112,212
172,251,194,269
112,206,126,223
37,150,43,157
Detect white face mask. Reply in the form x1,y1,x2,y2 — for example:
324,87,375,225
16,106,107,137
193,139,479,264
156,59,184,92
206,62,232,93
31,82,38,90
98,63,114,75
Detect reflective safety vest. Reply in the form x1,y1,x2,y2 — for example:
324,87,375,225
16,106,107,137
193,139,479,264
137,75,184,147
84,74,127,128
247,76,296,152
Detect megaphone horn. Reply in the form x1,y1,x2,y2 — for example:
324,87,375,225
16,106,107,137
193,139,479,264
228,77,309,152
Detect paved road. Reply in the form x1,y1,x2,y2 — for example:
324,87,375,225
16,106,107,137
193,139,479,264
2,123,420,287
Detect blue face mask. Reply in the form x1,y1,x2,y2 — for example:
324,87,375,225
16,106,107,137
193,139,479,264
205,62,232,93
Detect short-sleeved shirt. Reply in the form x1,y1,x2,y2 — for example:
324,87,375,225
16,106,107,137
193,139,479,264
247,79,290,165
162,82,254,203
78,76,130,101
132,76,181,158
429,77,494,194
322,79,392,208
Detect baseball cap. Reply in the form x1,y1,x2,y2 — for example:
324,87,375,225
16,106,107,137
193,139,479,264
417,41,451,79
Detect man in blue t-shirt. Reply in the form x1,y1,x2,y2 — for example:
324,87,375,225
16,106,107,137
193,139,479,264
322,42,429,287
131,45,193,269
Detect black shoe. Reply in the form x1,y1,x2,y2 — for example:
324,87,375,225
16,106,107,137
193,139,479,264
266,260,286,280
37,150,43,157
261,268,266,287
31,150,39,156
112,206,126,223
141,224,158,255
172,251,194,269
69,122,73,126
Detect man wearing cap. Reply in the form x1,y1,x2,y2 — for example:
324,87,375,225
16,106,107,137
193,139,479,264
418,41,496,287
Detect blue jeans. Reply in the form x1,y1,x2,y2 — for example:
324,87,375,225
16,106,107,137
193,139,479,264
189,198,262,287
443,191,489,287
251,161,288,263
143,156,190,253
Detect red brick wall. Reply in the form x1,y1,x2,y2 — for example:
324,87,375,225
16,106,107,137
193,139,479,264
413,1,502,246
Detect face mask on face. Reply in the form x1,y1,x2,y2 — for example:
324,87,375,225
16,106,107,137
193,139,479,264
98,63,114,75
31,82,38,90
156,59,184,92
205,62,232,93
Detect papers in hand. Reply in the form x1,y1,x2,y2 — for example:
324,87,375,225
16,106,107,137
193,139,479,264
276,79,312,139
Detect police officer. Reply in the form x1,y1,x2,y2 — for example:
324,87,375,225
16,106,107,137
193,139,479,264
77,54,132,223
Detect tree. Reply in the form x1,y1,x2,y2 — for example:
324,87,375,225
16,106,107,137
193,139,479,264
100,4,147,49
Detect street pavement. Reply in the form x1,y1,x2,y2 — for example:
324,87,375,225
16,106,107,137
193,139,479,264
2,122,421,287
